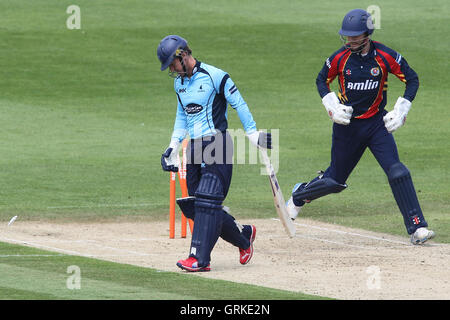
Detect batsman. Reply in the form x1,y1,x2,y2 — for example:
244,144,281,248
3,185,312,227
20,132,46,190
157,35,272,271
286,9,435,244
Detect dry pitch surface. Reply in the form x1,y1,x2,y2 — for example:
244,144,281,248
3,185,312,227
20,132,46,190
1,218,449,300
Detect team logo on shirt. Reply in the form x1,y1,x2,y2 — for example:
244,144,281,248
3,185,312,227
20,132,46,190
347,80,379,90
184,103,203,114
370,67,380,76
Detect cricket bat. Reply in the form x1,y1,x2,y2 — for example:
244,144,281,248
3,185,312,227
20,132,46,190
259,148,296,238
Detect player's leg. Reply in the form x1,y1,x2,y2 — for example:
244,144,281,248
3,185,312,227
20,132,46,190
178,132,255,271
369,120,435,244
210,131,256,263
288,122,367,219
177,171,224,272
177,197,251,248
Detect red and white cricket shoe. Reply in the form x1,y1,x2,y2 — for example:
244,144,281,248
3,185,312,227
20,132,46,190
176,257,210,272
239,225,256,265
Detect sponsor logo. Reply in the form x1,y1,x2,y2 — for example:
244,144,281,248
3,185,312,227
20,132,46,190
198,84,205,93
370,67,380,76
347,80,379,90
346,69,352,76
412,215,421,225
178,88,186,93
185,103,203,114
326,58,331,69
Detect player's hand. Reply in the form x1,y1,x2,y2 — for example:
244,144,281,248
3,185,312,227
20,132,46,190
247,131,272,149
322,92,353,125
161,140,180,172
383,97,412,133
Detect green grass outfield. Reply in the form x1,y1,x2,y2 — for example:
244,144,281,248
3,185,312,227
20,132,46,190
0,0,448,300
0,242,325,300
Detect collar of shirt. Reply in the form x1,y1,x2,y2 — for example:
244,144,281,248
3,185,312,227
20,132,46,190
179,59,201,84
355,41,376,59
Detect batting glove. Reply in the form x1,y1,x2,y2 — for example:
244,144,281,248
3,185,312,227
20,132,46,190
247,131,272,149
383,97,412,133
322,92,353,125
161,139,181,172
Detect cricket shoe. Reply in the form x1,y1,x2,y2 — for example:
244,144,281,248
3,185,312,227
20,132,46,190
239,225,256,265
286,182,307,220
176,257,210,272
410,227,436,245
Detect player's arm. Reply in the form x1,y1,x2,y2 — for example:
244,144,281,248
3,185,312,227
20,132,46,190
316,57,337,98
316,53,353,125
223,76,271,149
396,56,419,102
382,52,419,133
161,101,187,172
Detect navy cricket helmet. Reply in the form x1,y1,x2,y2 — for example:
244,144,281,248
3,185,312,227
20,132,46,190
339,9,374,36
157,35,188,71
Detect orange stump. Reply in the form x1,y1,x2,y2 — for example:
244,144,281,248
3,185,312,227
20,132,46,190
169,139,194,238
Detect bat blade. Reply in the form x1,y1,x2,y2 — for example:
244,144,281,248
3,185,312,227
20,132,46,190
259,149,296,237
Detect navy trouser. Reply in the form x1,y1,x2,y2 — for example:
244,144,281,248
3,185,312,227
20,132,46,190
315,111,427,234
186,130,233,197
184,131,250,265
323,111,399,183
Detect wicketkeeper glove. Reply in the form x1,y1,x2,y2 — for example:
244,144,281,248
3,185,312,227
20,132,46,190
161,139,181,172
247,131,272,149
383,97,412,133
322,92,353,125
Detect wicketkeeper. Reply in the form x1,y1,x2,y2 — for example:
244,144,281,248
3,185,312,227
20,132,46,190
157,35,272,271
286,9,435,244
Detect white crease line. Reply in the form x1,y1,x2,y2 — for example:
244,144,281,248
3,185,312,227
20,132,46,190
47,203,161,209
1,237,175,259
0,237,87,256
271,218,410,246
0,254,65,258
84,240,150,256
17,238,165,243
294,233,369,249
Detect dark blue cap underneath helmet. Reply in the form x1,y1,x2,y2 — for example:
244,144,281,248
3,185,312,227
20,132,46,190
157,35,188,71
339,9,374,36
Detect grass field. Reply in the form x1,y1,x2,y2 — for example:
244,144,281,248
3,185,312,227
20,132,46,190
0,0,449,300
0,241,324,300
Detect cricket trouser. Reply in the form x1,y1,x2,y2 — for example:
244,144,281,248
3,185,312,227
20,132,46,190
324,111,399,184
184,131,250,266
320,110,428,234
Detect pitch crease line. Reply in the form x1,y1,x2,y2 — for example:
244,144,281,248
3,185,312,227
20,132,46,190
271,218,409,245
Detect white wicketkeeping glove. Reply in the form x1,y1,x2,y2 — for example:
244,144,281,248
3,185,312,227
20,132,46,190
383,97,412,133
322,92,353,125
161,139,181,172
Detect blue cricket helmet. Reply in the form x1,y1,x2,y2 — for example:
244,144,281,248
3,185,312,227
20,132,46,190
157,35,188,71
339,9,374,36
